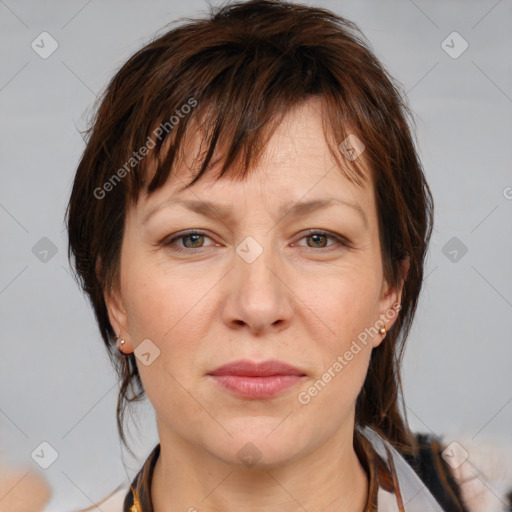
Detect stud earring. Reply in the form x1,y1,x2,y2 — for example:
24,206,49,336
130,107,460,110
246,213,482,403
379,326,386,336
116,336,126,353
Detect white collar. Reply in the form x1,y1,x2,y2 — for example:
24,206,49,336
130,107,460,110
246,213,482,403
358,425,445,511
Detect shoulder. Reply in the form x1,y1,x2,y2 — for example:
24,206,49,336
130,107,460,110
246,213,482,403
398,431,512,512
397,432,468,510
96,485,130,511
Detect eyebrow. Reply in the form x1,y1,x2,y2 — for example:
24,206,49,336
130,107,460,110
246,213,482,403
143,197,368,228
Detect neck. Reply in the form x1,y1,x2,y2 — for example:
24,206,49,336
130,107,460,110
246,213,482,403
151,423,368,512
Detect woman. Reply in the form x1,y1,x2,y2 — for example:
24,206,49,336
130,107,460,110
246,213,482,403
66,1,472,510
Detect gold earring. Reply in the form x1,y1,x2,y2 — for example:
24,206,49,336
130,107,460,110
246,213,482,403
379,326,386,336
116,336,126,353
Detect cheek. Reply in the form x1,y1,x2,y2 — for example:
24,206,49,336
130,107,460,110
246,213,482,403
294,266,380,395
296,302,374,427
122,257,213,341
120,257,225,392
303,263,382,344
120,261,218,415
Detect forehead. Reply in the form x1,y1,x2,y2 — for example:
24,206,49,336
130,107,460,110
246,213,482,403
136,98,375,218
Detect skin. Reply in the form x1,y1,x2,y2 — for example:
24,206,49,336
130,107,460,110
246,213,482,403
0,462,51,512
106,97,405,512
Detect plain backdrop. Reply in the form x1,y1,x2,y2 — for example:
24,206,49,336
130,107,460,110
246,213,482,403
1,0,511,510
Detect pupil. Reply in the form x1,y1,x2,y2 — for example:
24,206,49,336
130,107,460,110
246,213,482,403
310,234,326,248
185,234,202,247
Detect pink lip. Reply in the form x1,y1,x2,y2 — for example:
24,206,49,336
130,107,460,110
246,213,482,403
207,359,306,399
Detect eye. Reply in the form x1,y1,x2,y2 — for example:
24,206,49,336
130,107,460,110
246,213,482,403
161,229,351,253
293,230,350,250
162,230,216,252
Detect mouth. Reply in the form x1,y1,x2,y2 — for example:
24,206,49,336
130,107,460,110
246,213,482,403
207,359,306,399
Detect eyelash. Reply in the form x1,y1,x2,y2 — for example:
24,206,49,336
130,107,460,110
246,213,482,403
161,229,351,253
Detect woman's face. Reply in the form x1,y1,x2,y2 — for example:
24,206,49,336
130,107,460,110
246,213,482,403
106,98,403,467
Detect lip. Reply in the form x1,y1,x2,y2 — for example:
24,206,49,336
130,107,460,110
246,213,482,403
208,359,305,377
207,359,306,399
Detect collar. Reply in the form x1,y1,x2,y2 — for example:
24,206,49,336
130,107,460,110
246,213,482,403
123,426,445,511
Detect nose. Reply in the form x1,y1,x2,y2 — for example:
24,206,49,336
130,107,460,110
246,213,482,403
222,236,293,335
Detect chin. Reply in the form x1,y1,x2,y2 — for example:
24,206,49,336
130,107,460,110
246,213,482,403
204,419,310,468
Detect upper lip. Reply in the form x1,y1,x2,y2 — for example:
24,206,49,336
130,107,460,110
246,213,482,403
208,359,306,377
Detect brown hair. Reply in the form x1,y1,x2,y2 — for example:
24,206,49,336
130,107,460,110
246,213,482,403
66,0,432,459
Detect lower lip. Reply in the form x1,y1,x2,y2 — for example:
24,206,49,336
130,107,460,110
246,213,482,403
209,375,304,399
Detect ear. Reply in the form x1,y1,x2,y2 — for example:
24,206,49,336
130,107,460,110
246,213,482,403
104,283,133,351
96,255,132,350
373,257,410,348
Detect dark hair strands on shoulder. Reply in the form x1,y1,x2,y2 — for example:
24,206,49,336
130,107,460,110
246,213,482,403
66,1,433,499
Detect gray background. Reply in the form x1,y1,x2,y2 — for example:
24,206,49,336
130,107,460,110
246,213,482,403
1,0,511,510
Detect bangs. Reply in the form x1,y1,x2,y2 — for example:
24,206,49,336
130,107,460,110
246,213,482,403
137,95,368,202
113,18,379,204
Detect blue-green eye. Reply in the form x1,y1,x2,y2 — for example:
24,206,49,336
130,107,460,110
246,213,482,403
293,230,350,250
161,229,350,253
163,230,214,251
